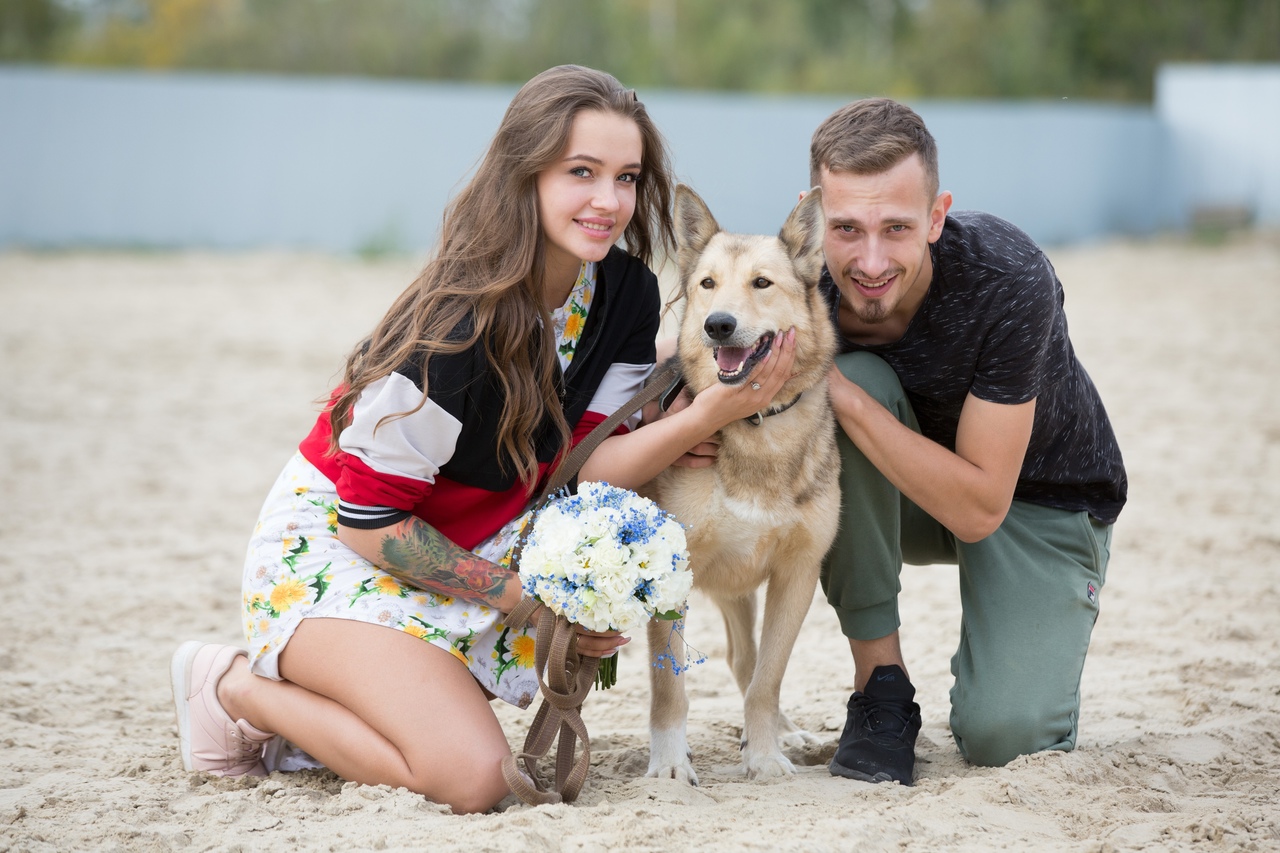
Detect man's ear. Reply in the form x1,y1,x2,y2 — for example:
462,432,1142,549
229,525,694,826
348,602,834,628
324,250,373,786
929,190,953,242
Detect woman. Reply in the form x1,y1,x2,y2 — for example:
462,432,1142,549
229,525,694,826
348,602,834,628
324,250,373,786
170,65,795,814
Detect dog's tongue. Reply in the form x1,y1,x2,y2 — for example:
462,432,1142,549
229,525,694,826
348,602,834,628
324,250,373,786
715,346,749,372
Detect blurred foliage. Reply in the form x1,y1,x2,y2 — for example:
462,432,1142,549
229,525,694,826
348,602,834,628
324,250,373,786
0,0,76,58
2,0,1278,100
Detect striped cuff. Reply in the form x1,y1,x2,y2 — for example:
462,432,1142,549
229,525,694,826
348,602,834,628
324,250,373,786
337,501,413,529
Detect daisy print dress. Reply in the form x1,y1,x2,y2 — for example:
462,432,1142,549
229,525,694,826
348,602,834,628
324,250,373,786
241,262,600,710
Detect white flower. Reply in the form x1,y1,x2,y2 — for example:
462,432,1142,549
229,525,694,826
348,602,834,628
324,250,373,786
517,482,691,634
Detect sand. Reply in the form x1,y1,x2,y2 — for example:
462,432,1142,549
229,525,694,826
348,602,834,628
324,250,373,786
1,232,1278,852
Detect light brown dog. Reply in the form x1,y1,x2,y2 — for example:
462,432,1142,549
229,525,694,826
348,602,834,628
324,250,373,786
642,184,840,782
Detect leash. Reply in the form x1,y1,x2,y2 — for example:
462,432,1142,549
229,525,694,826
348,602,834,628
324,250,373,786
502,356,806,803
499,597,598,805
500,359,681,806
535,360,681,502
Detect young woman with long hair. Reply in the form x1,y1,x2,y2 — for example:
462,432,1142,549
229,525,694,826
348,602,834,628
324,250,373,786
169,65,795,814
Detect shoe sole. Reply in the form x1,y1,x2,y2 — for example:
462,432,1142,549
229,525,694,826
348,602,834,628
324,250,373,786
828,759,904,785
170,640,204,772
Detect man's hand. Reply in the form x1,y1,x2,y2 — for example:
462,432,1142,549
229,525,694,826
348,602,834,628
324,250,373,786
826,362,1035,543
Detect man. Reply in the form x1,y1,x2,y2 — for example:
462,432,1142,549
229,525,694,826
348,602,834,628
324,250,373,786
811,98,1126,786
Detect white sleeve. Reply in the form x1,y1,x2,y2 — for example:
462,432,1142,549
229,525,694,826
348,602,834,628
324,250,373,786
337,372,464,482
585,361,656,431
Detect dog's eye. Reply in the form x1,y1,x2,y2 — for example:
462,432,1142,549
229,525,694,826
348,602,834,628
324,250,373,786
699,277,715,289
753,277,772,289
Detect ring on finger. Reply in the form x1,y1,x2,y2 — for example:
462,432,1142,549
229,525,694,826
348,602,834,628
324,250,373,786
751,382,761,391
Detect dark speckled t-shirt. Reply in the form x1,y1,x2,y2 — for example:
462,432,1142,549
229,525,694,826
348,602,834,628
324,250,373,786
820,210,1127,524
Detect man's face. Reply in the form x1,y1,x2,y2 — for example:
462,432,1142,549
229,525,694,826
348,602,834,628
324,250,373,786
819,155,951,331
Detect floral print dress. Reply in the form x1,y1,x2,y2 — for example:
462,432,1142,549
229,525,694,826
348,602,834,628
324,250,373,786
241,262,597,710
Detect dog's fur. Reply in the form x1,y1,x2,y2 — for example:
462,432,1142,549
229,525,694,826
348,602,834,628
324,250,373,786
642,185,840,783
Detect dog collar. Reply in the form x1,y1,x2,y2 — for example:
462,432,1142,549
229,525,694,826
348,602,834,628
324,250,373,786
745,393,803,426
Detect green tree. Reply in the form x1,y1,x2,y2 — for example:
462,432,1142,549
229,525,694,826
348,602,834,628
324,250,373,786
0,0,76,60
15,0,1280,101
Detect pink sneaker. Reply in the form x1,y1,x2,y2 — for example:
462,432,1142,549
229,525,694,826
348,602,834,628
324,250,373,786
170,641,275,777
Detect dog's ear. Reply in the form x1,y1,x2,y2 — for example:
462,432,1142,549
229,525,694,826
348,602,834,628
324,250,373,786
779,187,825,286
674,184,721,287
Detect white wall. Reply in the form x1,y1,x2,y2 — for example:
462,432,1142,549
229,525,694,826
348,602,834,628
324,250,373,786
3,64,1271,253
1157,63,1280,228
0,67,513,254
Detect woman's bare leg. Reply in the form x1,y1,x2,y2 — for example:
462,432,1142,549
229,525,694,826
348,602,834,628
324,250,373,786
217,617,512,814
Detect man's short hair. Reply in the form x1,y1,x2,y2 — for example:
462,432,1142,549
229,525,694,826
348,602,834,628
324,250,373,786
809,98,940,201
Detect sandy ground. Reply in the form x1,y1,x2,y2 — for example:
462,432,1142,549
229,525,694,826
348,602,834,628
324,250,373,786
1,231,1278,852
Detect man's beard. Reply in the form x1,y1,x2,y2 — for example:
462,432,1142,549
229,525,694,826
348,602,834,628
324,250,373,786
842,267,903,324
848,297,889,324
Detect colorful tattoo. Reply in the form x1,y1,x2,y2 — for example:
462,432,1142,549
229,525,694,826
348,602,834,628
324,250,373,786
377,518,512,605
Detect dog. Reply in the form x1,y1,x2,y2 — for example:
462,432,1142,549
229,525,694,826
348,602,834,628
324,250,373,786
641,184,840,783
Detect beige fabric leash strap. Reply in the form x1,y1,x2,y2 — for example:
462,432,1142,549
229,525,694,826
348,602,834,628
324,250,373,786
499,602,599,804
500,359,680,806
536,360,681,502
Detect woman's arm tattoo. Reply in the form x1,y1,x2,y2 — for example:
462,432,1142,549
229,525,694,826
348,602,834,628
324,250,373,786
377,518,512,605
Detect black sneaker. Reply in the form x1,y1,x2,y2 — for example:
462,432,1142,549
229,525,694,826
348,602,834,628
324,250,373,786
829,664,922,785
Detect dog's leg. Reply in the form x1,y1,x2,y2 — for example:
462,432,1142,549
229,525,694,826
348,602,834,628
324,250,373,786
720,582,822,752
646,613,698,785
738,560,823,779
718,591,757,698
776,709,821,748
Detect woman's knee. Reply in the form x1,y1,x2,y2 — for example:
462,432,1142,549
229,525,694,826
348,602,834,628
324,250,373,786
409,750,511,814
440,774,511,815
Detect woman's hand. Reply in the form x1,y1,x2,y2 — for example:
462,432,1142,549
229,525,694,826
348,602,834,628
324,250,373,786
573,626,630,659
584,328,799,488
516,603,628,657
690,326,798,427
636,327,797,468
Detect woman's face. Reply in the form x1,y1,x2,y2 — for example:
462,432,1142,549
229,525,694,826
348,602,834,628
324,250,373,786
536,109,643,293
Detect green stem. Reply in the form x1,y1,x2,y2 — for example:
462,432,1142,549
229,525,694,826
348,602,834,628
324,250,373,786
595,654,618,690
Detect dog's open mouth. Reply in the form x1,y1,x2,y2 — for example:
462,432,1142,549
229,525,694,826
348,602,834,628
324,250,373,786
714,332,775,384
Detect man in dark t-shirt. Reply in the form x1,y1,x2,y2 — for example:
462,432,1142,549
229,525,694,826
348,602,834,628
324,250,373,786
811,98,1127,786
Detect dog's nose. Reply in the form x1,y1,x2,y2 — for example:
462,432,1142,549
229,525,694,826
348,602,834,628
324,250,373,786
703,312,737,341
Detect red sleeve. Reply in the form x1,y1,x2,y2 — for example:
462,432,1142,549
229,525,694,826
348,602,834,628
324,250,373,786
298,410,431,513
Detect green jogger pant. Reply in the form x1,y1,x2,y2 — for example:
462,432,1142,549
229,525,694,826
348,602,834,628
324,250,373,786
820,352,1113,767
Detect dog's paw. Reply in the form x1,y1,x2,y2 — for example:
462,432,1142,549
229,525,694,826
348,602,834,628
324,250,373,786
647,727,699,786
778,728,821,749
645,759,700,787
743,748,797,780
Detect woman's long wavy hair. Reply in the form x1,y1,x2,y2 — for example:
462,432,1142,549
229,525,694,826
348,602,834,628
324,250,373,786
326,65,676,490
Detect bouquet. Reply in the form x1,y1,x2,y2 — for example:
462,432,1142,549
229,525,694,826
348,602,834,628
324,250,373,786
516,481,692,689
